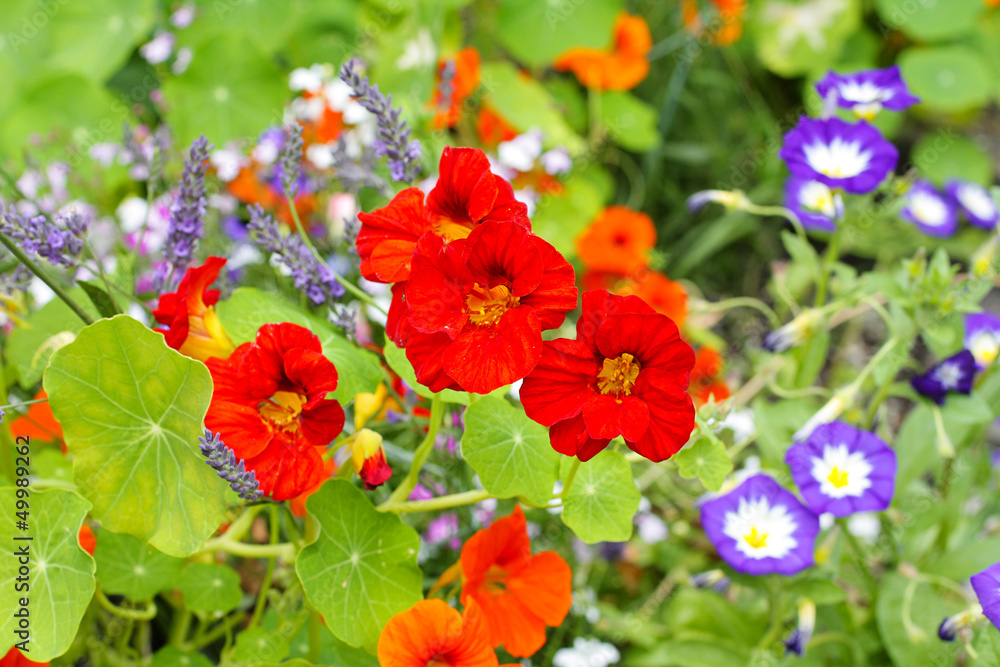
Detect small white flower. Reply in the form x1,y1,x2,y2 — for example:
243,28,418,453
140,32,175,65
541,147,572,175
289,64,327,93
305,143,336,170
395,28,436,70
116,196,149,233
498,130,544,172
89,143,119,167
846,513,881,544
170,4,196,28
172,47,193,75
554,638,621,667
210,149,248,182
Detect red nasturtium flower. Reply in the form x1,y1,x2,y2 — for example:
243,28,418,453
205,323,345,501
77,525,97,556
690,347,731,406
459,505,572,657
0,648,47,667
153,256,236,363
378,599,499,667
397,221,578,394
432,47,482,129
520,290,696,462
349,428,392,489
356,147,529,284
554,13,652,91
576,205,656,275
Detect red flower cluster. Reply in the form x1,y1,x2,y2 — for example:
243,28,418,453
206,323,345,501
357,147,577,394
520,290,696,462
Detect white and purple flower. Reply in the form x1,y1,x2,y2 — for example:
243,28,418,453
784,177,844,231
910,350,977,406
779,117,898,194
972,562,1000,632
965,312,1000,369
785,421,896,517
945,179,999,230
700,474,819,576
815,66,920,120
900,180,958,238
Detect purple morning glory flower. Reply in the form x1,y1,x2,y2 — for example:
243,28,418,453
815,66,920,120
779,117,898,194
784,177,844,232
700,474,820,576
945,179,999,230
900,180,958,238
785,421,896,518
972,562,1000,631
910,350,977,406
965,312,1000,369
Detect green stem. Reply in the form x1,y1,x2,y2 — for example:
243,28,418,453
248,505,280,629
381,393,444,507
755,576,785,650
863,373,896,430
0,397,49,411
690,297,781,328
82,240,122,315
198,537,295,561
0,229,93,325
814,227,842,307
187,612,248,651
380,488,492,514
559,459,582,499
96,589,157,621
838,519,876,592
932,405,955,459
334,274,387,314
170,607,192,647
306,610,322,663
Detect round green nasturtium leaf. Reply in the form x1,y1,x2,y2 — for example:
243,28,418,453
296,480,423,651
898,45,993,113
875,0,983,43
496,0,620,68
150,647,215,667
383,340,471,405
599,91,659,153
217,288,383,405
673,437,732,492
912,134,993,186
43,315,226,558
45,0,156,83
177,563,243,616
95,530,185,601
185,0,299,54
750,0,861,77
160,33,289,147
561,450,640,543
462,396,559,506
226,627,290,665
30,448,73,485
0,488,95,661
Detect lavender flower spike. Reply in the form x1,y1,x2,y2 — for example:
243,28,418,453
199,429,262,502
0,206,89,268
279,123,304,198
159,135,212,290
339,58,422,183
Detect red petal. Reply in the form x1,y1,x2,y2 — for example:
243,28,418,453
243,436,326,501
356,188,429,283
626,380,695,461
359,447,392,489
464,221,542,297
460,505,532,583
443,307,542,394
582,393,650,441
427,147,499,224
299,399,345,447
518,235,578,330
549,414,611,461
385,282,409,347
520,339,597,427
404,234,471,337
204,401,274,459
283,348,339,403
404,329,465,393
507,551,573,627
576,289,654,349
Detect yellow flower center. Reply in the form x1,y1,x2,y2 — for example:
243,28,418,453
466,283,519,326
431,214,475,242
481,564,509,596
258,390,307,430
743,526,769,550
596,353,641,396
827,466,849,489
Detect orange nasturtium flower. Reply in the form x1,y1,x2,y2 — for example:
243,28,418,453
378,599,503,667
9,390,62,445
432,47,482,129
618,270,688,328
554,13,652,91
475,106,519,148
458,506,572,657
681,0,748,46
152,256,236,363
689,347,731,406
576,205,656,275
77,525,97,556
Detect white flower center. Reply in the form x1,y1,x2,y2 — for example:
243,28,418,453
908,191,948,226
799,181,836,216
934,361,963,389
810,443,872,499
970,332,1000,366
958,184,998,222
723,496,798,560
803,138,872,178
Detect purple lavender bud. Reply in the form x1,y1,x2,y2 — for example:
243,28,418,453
338,58,422,183
160,135,212,291
279,123,304,198
199,429,262,502
0,206,89,268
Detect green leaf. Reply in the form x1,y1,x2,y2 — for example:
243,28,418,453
898,45,993,113
599,92,659,152
45,0,156,83
972,628,1000,667
673,438,732,492
561,450,640,543
31,448,72,485
178,564,243,616
875,0,984,42
924,537,1000,580
150,647,216,667
462,396,560,505
0,488,95,661
912,134,993,187
226,628,290,666
216,288,383,404
480,61,586,156
43,315,226,557
296,480,422,651
383,340,471,405
95,531,185,601
876,573,963,667
7,288,99,388
77,280,120,319
495,0,620,67
787,577,847,605
530,165,611,256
